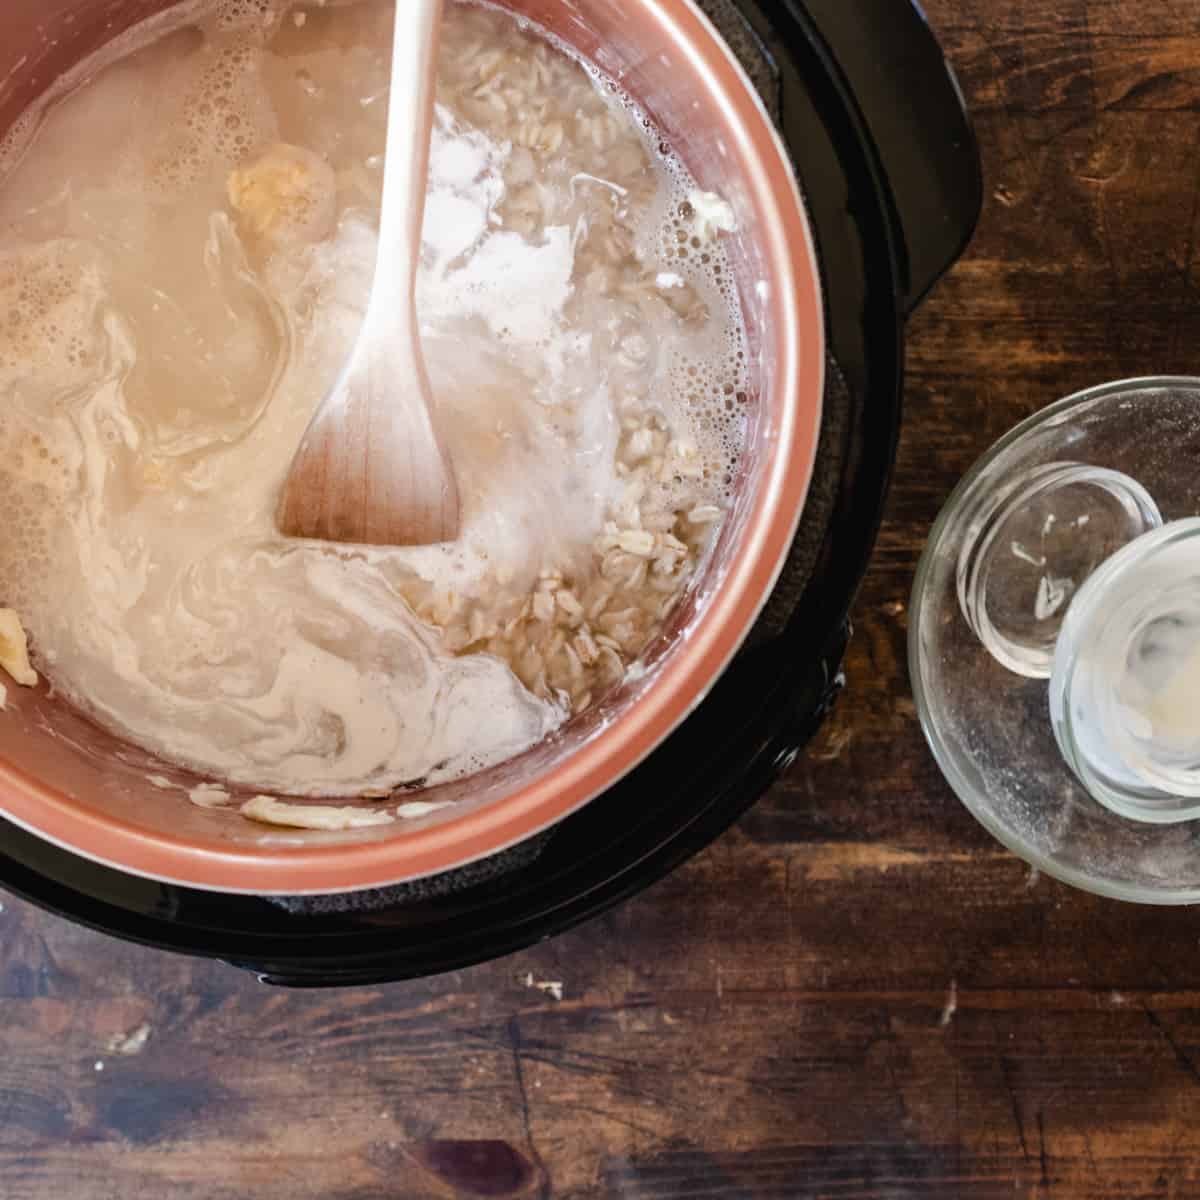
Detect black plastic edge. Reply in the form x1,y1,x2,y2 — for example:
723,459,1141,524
788,0,983,314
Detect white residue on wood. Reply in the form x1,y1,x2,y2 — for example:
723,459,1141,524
939,980,958,1028
105,1022,152,1056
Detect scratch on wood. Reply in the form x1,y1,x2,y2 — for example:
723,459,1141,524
998,1052,1030,1161
1037,1110,1051,1189
1142,1004,1200,1089
570,1103,659,1140
507,1016,550,1199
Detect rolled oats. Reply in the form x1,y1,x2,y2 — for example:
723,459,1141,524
400,0,737,718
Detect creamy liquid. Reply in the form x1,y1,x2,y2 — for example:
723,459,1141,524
0,0,748,796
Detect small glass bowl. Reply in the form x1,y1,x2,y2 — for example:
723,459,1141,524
1050,518,1200,825
956,461,1161,679
911,377,1200,904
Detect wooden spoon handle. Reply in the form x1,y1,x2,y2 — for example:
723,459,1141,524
372,0,442,310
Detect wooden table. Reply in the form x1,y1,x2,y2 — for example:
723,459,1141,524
7,2,1200,1196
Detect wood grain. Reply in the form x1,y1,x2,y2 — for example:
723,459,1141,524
6,1,1200,1196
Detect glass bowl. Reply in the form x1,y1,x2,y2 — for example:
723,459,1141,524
910,377,1200,904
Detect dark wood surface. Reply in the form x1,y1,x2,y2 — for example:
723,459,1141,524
7,1,1200,1196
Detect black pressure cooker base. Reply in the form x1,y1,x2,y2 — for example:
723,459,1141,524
0,0,981,984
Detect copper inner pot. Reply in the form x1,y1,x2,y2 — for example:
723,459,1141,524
0,0,823,893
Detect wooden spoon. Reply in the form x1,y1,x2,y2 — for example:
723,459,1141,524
277,0,460,547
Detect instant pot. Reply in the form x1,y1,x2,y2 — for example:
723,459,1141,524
0,0,981,984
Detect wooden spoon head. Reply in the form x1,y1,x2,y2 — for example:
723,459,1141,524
277,355,461,548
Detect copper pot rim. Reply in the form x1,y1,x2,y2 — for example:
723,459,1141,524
0,0,825,894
